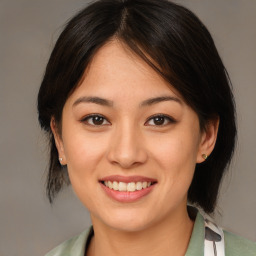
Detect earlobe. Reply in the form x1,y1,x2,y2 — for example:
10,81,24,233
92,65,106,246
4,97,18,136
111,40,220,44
50,118,67,165
197,117,219,163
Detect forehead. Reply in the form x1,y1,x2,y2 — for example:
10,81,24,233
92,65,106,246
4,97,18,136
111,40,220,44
69,40,183,104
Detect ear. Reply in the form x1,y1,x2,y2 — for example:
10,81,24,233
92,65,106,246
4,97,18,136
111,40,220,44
197,117,219,163
50,117,67,165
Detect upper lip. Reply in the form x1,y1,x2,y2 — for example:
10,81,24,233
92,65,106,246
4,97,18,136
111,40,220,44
99,175,157,183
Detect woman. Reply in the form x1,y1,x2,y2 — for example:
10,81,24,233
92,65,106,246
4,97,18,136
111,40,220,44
37,0,256,255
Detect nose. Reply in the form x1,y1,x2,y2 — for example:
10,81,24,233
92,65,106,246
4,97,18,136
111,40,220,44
106,123,148,169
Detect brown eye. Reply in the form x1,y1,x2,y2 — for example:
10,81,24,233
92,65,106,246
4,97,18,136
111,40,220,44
153,116,165,125
82,114,110,126
146,114,176,126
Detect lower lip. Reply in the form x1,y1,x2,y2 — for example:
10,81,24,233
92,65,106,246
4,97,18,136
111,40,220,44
100,182,156,203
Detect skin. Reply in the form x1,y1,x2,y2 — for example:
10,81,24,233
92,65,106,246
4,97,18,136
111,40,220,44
51,40,219,256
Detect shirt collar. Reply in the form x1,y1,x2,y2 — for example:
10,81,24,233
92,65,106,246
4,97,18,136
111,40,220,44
185,209,205,256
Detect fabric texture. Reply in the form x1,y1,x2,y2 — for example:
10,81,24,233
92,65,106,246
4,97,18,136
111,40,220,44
45,211,256,256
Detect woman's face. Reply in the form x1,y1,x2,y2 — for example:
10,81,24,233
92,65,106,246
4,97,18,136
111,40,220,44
53,40,215,232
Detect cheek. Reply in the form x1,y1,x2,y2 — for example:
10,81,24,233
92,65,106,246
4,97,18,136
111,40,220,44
61,126,108,179
150,130,200,193
62,131,108,206
150,133,199,171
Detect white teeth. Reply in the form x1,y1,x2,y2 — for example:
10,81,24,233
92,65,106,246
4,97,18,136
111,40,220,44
136,182,143,190
108,181,113,189
127,182,136,192
103,181,154,191
113,181,118,190
118,182,127,191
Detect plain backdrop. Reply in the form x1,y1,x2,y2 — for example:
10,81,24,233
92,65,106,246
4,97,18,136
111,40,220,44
0,0,255,255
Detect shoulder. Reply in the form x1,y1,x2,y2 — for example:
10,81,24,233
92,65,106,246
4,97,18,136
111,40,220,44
224,230,256,256
45,227,92,256
193,207,256,256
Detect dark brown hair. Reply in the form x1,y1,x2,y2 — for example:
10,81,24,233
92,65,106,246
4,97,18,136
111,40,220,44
38,0,236,213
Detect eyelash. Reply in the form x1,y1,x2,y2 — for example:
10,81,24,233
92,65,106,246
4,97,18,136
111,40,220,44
81,114,176,127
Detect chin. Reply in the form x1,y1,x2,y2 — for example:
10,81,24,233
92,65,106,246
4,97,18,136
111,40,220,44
92,208,155,233
108,219,152,233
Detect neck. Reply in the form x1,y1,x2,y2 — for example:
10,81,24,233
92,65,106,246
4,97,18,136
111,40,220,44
87,206,194,256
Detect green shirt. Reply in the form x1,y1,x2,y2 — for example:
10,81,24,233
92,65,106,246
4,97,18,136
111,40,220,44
45,211,256,256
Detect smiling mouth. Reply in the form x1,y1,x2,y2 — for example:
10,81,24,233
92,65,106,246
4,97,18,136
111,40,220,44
99,175,157,202
100,180,156,192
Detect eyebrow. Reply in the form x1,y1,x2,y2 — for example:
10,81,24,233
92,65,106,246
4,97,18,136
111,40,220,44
72,95,182,108
73,96,114,107
140,96,182,107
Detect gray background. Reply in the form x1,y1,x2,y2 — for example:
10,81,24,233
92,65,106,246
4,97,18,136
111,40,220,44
1,0,255,255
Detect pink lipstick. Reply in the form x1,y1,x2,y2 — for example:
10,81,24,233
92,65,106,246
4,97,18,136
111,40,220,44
99,175,157,203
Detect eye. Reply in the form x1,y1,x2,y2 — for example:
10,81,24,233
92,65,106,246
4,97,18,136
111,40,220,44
146,114,176,126
81,114,110,126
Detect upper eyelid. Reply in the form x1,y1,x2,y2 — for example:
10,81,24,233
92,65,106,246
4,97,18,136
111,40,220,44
146,113,174,121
